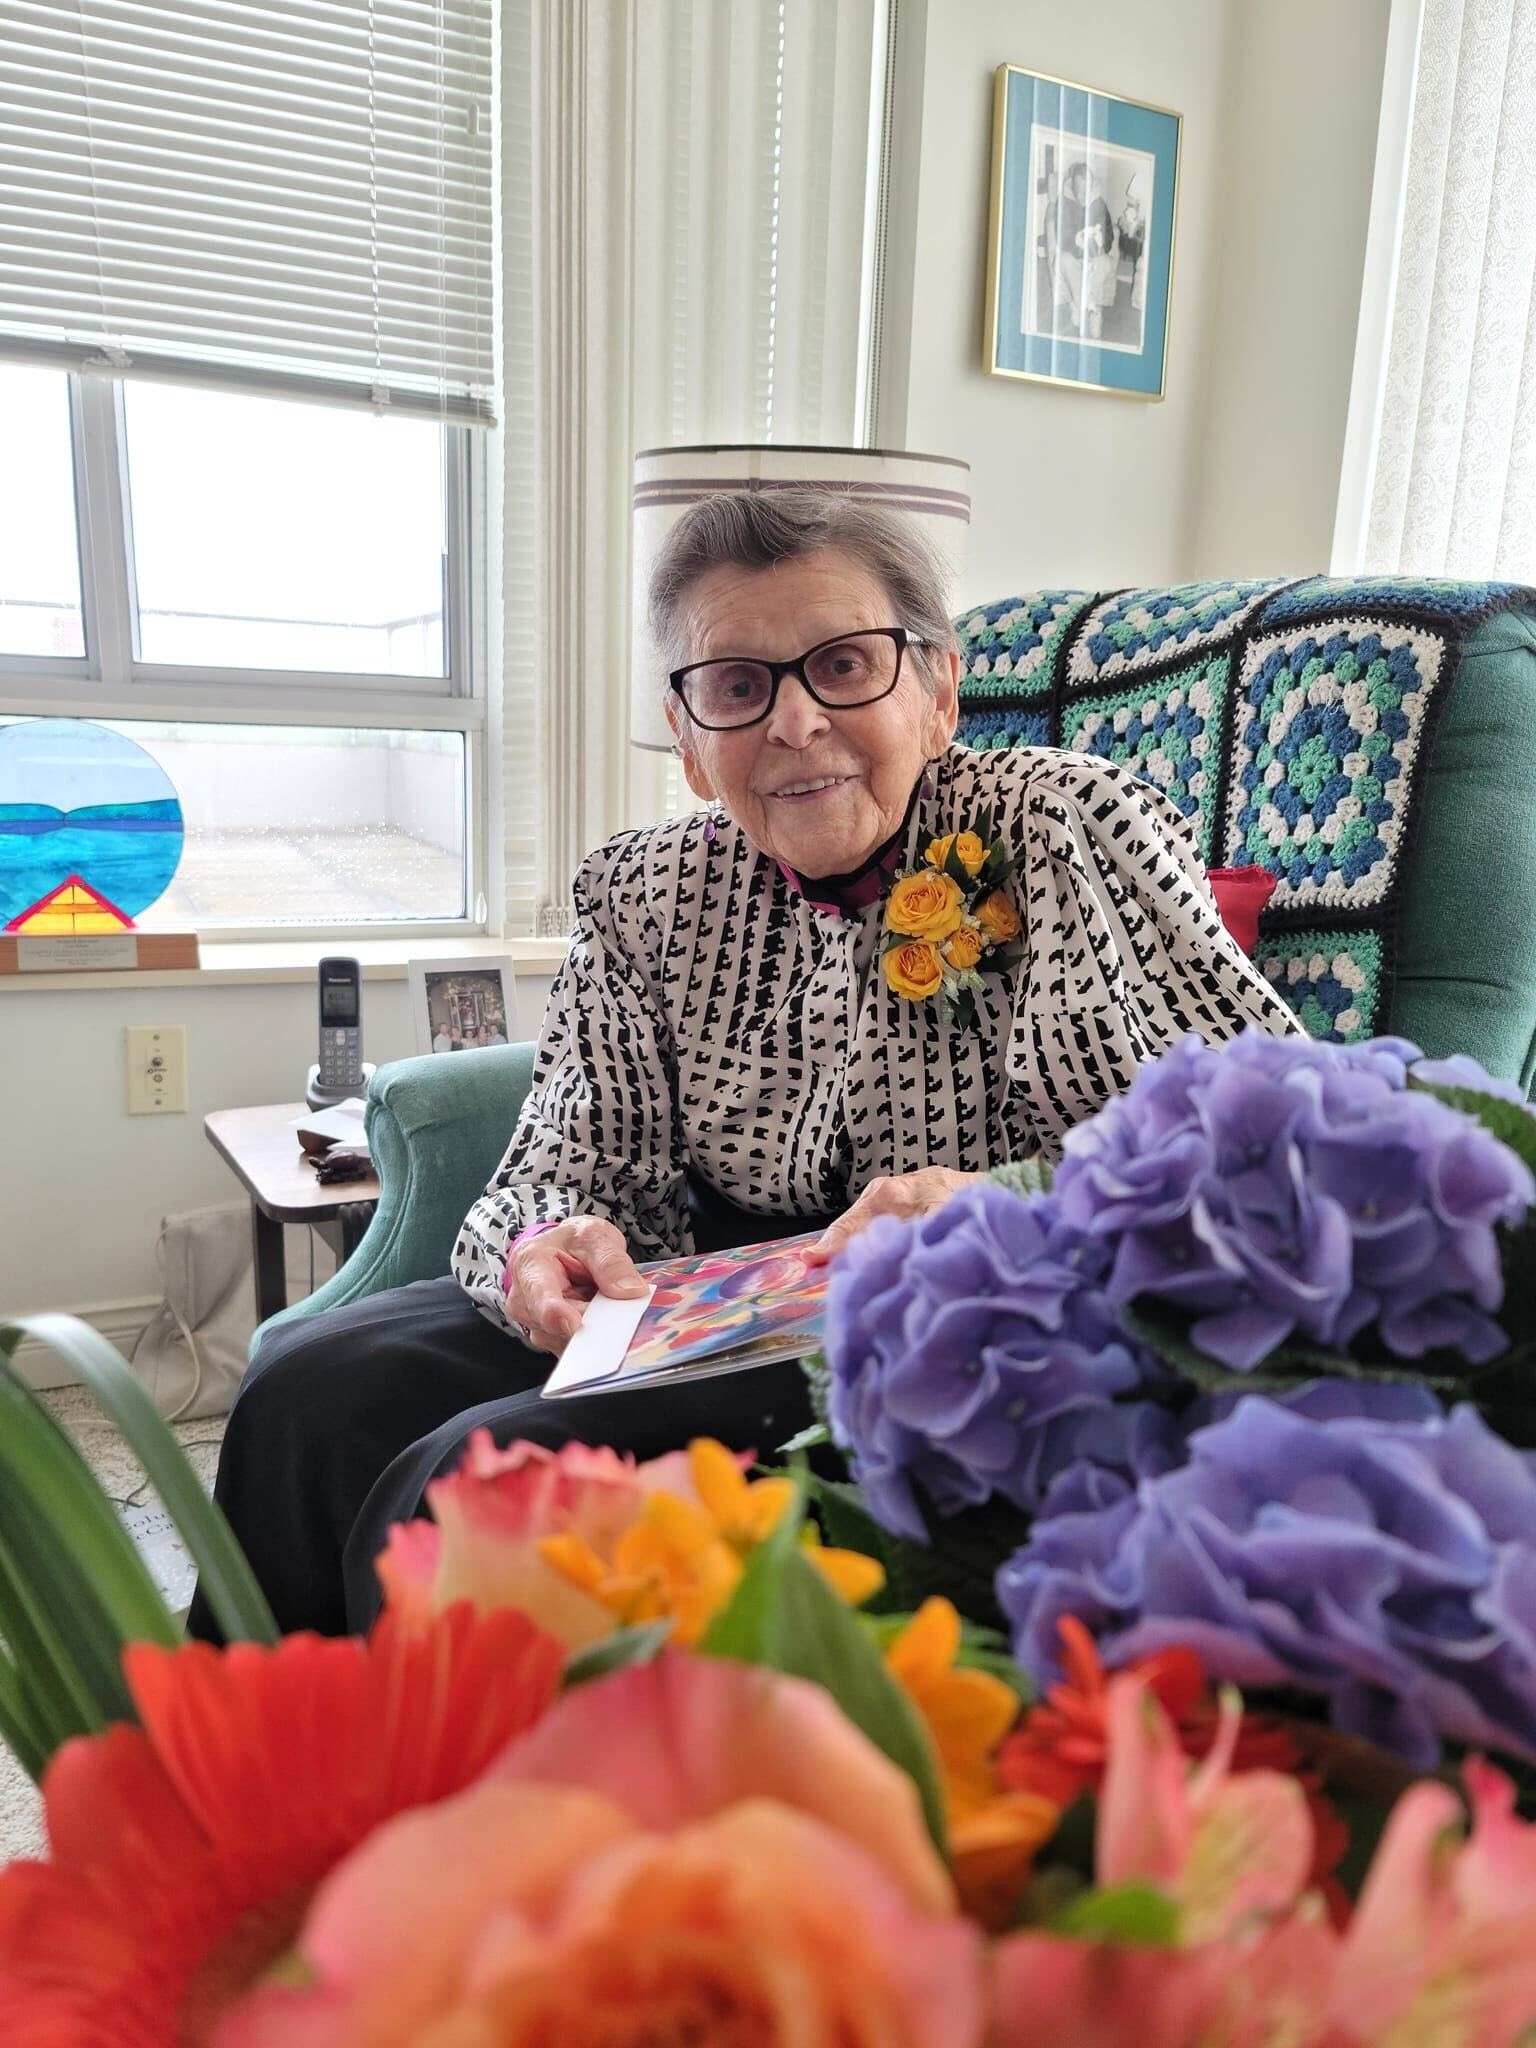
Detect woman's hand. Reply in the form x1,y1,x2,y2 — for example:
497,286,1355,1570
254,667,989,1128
804,1169,982,1267
504,1216,648,1355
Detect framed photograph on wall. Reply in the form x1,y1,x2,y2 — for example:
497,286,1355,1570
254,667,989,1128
984,64,1181,399
408,956,521,1055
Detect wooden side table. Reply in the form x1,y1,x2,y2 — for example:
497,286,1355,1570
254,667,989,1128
204,1103,381,1325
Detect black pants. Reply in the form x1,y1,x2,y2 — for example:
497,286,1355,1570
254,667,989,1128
190,1201,830,1642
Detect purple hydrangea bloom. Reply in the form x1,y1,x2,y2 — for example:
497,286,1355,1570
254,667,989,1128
1052,1029,1535,1371
822,1182,1163,1542
996,1380,1536,1768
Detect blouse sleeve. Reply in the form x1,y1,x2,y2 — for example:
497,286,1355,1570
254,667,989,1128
1009,750,1303,1151
451,831,689,1332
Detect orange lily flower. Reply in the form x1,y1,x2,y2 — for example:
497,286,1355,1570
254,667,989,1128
539,1439,885,1644
885,1598,1059,1927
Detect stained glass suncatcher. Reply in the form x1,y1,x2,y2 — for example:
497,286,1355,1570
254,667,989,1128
0,719,184,933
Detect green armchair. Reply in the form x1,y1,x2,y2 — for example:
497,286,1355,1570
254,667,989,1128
257,1042,536,1350
258,578,1536,1355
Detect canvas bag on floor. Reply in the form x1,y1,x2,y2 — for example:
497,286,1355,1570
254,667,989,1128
131,1202,256,1420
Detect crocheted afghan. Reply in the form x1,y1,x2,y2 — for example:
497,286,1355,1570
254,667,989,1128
955,575,1533,1044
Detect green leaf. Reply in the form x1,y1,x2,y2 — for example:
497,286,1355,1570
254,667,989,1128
0,1514,112,1750
1052,1881,1182,1946
1408,1075,1536,1176
4,1315,277,1647
0,1649,49,1782
0,1353,179,1653
801,1352,834,1440
777,1420,830,1456
1118,1302,1458,1396
698,1481,806,1662
562,1620,672,1689
917,1491,1035,1634
769,1550,949,1852
701,1485,947,1851
942,844,973,888
987,1157,1054,1199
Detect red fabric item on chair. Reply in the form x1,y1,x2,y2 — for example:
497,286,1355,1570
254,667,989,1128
1205,866,1279,957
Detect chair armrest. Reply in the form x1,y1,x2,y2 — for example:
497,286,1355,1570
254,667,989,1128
251,1042,537,1351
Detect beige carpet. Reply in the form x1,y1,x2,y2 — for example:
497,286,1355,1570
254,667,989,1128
0,1390,226,1863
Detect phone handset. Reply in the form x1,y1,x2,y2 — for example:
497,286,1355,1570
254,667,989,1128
307,956,374,1110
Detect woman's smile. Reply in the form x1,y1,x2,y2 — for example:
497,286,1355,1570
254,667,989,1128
766,771,858,804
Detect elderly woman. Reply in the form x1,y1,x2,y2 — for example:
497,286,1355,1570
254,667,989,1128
195,492,1298,1641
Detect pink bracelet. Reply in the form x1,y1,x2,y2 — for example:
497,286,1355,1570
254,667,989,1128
503,1216,562,1292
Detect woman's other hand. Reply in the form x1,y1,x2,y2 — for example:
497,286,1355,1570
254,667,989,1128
804,1169,981,1267
504,1216,647,1354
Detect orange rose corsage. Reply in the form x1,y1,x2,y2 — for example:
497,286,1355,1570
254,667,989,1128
881,806,1023,1028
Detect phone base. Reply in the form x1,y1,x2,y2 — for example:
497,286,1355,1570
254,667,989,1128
305,1062,376,1113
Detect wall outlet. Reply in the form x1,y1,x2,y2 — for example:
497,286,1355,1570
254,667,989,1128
125,1024,188,1115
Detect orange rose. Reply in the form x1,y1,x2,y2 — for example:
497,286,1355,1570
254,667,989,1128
975,888,1021,945
884,940,945,1001
221,1659,985,2048
943,924,983,972
926,831,987,878
885,869,965,941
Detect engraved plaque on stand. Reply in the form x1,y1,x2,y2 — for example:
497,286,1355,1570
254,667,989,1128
0,931,201,974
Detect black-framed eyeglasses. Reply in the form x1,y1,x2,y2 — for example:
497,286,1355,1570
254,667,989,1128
669,626,925,731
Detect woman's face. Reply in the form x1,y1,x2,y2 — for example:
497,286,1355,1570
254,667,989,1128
666,549,959,877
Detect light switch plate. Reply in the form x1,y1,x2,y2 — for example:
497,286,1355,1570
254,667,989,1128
126,1024,188,1114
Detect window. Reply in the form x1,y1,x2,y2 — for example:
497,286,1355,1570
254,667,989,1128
0,366,84,659
0,364,485,935
123,387,450,679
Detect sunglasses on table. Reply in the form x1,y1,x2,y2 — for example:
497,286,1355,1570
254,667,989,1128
669,626,928,731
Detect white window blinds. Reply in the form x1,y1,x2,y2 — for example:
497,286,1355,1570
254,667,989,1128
0,0,496,419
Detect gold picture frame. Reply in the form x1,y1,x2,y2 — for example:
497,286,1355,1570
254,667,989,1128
984,64,1183,400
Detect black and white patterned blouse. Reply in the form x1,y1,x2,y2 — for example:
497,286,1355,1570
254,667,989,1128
454,744,1301,1331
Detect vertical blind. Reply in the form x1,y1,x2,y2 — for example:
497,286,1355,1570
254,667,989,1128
1362,0,1536,577
0,0,497,417
629,0,879,454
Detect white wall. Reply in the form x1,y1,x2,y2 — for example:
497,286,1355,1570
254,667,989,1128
0,969,555,1333
1186,0,1393,579
880,0,1392,605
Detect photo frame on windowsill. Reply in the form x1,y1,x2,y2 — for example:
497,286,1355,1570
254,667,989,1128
984,63,1182,400
408,955,521,1056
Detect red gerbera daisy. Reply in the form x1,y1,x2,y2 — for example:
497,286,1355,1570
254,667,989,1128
998,1617,1352,1922
996,1615,1300,1810
0,1603,562,2047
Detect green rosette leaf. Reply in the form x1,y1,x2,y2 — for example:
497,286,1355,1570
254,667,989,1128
699,1475,947,1851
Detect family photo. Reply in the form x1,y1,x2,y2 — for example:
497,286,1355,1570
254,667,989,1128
412,961,516,1054
1023,130,1156,352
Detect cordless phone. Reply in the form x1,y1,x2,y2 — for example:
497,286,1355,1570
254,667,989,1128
305,957,375,1110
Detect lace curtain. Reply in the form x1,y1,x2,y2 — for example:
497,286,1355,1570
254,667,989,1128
1363,0,1536,578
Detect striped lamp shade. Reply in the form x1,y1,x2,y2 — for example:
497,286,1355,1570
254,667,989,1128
630,444,972,751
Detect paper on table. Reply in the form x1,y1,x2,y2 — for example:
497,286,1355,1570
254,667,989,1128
293,1099,369,1156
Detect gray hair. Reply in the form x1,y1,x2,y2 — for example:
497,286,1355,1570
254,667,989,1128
647,489,958,695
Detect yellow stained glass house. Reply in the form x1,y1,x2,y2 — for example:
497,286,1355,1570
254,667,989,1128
5,875,133,935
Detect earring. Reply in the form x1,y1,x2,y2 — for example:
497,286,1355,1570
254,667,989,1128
920,756,940,802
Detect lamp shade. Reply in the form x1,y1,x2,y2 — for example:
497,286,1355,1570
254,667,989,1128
629,444,972,751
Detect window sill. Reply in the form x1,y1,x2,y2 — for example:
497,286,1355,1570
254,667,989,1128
3,934,571,993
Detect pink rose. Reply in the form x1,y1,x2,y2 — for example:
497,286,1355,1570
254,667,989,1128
218,1655,983,2048
375,1431,695,1650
